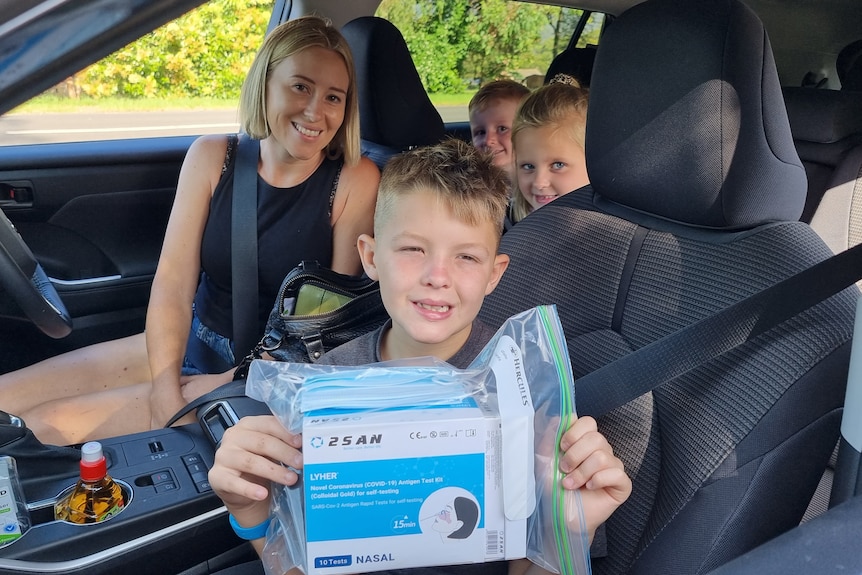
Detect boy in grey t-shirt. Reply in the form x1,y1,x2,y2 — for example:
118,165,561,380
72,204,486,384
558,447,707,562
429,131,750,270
209,139,631,575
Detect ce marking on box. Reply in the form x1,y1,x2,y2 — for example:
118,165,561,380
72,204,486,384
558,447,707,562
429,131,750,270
410,429,476,439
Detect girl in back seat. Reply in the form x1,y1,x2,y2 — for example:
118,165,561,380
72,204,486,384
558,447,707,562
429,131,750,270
508,74,590,227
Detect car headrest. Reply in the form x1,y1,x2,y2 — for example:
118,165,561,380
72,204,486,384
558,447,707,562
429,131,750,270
543,45,597,87
586,0,806,229
341,17,444,154
837,39,862,92
783,87,862,144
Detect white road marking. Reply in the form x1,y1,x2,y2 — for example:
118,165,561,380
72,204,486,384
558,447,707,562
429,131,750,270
6,122,239,135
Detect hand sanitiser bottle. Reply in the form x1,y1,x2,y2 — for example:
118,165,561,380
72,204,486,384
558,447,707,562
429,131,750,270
55,441,125,524
0,456,30,548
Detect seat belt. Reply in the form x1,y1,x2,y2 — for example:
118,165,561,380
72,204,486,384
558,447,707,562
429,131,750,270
172,229,862,429
576,240,862,418
231,135,260,365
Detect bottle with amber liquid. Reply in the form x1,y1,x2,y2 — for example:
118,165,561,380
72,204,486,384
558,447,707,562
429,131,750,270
55,441,125,524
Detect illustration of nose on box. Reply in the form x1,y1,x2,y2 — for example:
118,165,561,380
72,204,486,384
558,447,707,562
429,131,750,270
301,341,535,574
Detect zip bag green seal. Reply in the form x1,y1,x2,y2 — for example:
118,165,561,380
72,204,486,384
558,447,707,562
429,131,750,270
247,305,591,575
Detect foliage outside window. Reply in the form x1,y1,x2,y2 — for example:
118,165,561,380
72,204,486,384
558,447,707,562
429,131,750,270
72,0,272,100
46,1,602,103
376,0,596,93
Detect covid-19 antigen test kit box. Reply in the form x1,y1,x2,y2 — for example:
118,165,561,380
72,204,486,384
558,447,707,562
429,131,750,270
301,397,527,574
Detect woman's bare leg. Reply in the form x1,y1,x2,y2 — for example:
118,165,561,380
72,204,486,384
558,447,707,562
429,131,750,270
27,382,154,446
26,370,235,446
0,333,151,419
2,332,240,445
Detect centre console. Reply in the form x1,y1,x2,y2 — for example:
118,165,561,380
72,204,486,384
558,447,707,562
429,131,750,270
0,395,266,574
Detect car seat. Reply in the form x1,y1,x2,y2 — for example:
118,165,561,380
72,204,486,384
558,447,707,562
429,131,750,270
543,45,598,87
837,39,862,92
478,0,859,573
341,16,445,170
782,87,862,253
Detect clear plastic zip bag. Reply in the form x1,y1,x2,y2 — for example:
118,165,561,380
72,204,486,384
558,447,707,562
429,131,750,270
246,305,591,575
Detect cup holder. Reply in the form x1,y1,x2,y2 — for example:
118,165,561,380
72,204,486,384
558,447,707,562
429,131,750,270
51,479,134,525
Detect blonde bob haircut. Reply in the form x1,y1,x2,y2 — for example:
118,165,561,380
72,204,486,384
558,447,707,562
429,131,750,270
239,16,361,166
510,79,589,223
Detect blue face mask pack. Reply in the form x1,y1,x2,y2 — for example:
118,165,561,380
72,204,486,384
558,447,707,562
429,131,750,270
269,362,484,425
246,305,590,575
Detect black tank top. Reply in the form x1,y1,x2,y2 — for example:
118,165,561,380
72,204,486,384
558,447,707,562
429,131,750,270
194,146,341,340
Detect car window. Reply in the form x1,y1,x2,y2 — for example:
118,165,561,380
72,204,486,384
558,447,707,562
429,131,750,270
0,0,274,147
375,1,604,123
575,11,607,48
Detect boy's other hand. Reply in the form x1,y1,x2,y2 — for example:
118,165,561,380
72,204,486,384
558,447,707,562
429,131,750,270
208,415,304,520
559,415,631,539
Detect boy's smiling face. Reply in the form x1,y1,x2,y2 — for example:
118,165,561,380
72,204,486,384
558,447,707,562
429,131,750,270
358,188,509,362
469,98,520,174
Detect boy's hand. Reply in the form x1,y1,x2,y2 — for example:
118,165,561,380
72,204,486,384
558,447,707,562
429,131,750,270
208,415,304,525
558,416,631,539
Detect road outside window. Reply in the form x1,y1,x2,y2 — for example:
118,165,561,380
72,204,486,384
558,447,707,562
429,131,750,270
0,0,273,146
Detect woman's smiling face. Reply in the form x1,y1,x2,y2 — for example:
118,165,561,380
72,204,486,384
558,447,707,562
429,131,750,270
264,46,349,161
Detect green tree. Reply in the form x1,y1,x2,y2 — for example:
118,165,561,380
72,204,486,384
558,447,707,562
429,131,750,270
377,0,589,92
461,0,547,82
546,6,579,55
577,12,606,48
77,0,271,99
378,0,471,93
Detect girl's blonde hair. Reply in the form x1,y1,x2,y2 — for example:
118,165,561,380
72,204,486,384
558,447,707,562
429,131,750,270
510,78,589,223
239,16,361,165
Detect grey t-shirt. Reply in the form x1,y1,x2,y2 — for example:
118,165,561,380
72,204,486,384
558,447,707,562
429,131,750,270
317,318,508,575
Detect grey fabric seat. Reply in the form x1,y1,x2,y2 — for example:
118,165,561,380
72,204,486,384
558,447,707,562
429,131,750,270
783,87,862,255
837,39,862,91
479,0,858,573
543,45,598,87
341,16,445,170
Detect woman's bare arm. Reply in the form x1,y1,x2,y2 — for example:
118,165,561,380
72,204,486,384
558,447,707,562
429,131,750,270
329,156,380,275
146,134,228,428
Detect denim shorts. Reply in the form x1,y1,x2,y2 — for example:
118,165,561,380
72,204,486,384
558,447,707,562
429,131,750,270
181,307,236,376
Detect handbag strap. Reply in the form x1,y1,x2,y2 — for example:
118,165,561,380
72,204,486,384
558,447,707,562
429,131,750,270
232,134,260,364
577,241,862,419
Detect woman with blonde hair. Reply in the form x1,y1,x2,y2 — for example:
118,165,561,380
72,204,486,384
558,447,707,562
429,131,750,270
0,16,380,445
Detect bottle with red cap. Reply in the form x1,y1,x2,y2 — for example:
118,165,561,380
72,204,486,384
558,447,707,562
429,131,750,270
55,441,125,524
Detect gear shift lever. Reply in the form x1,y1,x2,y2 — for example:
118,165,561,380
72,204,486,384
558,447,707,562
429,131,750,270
0,410,25,428
0,409,80,484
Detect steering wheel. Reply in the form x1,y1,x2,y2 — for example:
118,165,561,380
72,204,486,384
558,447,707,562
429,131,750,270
0,208,72,338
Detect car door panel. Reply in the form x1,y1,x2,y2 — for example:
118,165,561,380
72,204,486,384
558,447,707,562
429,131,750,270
0,136,193,360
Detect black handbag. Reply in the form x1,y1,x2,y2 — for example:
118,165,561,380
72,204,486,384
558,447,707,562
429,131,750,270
232,260,388,379
166,261,388,428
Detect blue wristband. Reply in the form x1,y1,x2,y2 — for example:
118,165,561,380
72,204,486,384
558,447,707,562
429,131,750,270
229,514,270,540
